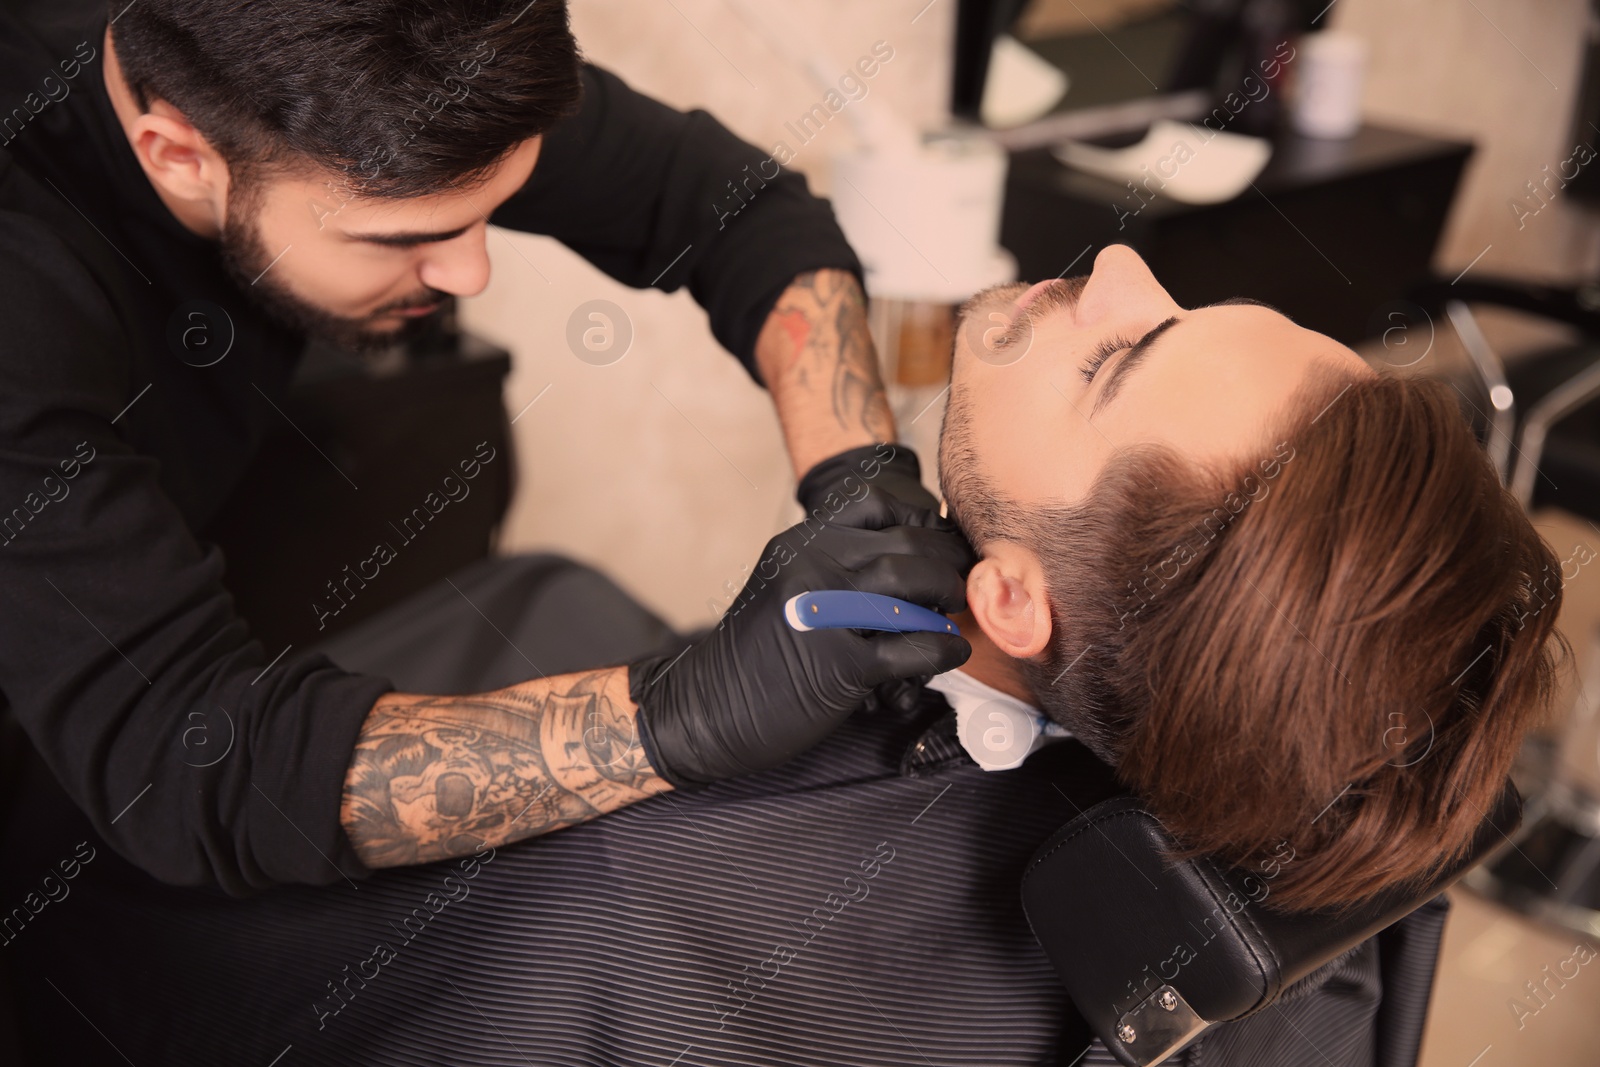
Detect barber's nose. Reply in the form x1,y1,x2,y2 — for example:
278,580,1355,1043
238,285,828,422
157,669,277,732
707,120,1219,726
1072,244,1177,329
418,230,492,298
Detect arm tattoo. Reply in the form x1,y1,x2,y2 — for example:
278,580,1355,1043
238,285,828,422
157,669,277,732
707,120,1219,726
833,276,892,439
341,667,668,868
757,269,897,475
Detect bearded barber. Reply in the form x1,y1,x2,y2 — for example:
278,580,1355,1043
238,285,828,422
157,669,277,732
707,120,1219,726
0,0,969,896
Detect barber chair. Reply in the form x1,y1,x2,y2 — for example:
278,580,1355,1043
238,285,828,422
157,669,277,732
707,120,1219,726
1024,782,1523,1066
1408,278,1600,515
1407,278,1600,940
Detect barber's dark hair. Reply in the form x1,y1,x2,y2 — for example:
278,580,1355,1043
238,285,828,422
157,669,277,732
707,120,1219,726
944,364,1569,913
109,0,582,197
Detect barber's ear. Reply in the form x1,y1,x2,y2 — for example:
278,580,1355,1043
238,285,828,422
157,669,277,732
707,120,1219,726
966,541,1052,658
127,101,230,215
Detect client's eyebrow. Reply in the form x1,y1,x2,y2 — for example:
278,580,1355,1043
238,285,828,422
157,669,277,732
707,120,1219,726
1090,296,1283,417
1209,295,1281,314
1092,317,1177,416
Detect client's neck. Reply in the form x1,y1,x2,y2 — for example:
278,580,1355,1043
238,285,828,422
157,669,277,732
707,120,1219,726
948,612,1036,705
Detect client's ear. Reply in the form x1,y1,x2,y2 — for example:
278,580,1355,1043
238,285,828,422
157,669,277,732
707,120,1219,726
967,541,1052,658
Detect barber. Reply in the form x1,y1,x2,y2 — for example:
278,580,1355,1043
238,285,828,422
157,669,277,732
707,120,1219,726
0,0,969,892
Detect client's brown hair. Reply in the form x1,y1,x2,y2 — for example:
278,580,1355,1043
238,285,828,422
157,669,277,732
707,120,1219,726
946,366,1570,912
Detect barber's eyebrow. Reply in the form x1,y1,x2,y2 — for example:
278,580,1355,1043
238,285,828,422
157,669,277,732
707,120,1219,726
346,224,473,247
1090,296,1285,416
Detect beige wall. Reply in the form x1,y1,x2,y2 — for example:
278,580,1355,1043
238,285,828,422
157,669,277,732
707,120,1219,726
461,0,953,631
1333,0,1600,282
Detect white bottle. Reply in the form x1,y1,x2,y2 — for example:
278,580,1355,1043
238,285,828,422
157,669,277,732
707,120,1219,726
1292,31,1369,140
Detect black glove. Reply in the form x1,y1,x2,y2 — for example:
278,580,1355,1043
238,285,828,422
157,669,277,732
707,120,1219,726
797,442,972,717
629,494,973,788
795,441,941,524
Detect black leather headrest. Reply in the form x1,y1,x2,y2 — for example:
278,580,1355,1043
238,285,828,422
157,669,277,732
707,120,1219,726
1021,782,1521,1066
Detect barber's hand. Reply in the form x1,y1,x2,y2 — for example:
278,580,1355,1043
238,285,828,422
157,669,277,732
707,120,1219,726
797,442,973,717
629,496,974,788
796,441,941,523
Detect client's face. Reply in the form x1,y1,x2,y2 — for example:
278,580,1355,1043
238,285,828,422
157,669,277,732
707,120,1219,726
939,244,1378,680
942,244,1374,512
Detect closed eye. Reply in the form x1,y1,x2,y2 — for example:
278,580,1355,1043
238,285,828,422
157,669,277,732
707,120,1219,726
1079,334,1136,384
1076,298,1281,394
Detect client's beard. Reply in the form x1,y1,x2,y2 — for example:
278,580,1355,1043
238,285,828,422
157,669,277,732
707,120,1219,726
219,181,447,353
937,374,1130,767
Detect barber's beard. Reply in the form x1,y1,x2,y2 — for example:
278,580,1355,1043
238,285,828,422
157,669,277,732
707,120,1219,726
219,186,446,353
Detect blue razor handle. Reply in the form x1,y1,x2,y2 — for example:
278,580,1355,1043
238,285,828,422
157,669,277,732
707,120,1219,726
784,591,960,636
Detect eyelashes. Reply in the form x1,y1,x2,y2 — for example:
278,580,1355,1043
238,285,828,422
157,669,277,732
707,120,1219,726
1079,334,1135,384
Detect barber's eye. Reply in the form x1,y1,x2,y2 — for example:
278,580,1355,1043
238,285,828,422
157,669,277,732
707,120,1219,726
1080,335,1134,384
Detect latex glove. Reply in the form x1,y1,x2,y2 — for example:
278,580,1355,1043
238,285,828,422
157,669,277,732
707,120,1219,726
795,442,941,522
629,495,973,788
797,442,974,717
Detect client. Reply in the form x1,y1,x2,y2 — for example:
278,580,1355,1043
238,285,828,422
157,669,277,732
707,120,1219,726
941,244,1566,911
1,247,1564,1067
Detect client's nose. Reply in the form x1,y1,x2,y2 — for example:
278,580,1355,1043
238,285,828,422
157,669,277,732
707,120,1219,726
1072,244,1178,329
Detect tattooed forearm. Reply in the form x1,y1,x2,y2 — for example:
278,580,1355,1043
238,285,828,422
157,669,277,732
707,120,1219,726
755,268,897,477
341,667,669,868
